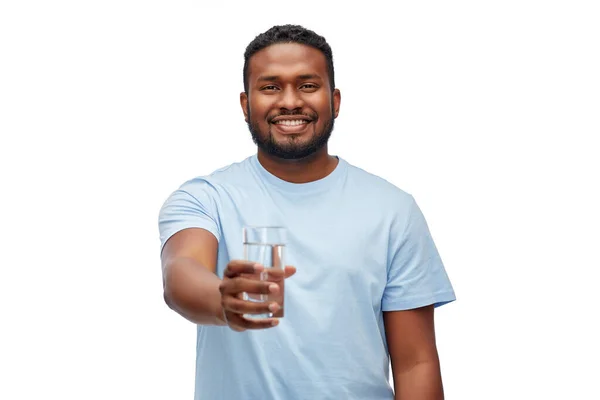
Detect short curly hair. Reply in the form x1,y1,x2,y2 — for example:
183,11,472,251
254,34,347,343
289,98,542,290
243,24,335,93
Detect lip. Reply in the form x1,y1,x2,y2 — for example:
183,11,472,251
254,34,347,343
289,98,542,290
270,120,312,135
270,115,312,123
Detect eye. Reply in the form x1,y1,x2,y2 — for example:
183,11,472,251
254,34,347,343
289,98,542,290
261,85,279,91
300,83,318,90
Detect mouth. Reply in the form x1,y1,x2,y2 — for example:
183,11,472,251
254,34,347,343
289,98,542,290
270,117,313,135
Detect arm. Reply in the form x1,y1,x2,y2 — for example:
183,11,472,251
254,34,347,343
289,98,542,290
161,227,226,326
384,305,444,400
160,227,295,330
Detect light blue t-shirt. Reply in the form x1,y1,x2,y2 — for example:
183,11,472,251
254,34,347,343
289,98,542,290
158,154,455,400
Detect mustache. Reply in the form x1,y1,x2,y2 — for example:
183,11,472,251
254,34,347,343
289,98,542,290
268,110,317,122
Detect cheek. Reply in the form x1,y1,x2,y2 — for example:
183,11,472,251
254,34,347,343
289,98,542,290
249,96,274,118
310,94,333,113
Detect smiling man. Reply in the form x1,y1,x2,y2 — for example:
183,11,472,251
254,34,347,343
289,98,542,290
159,25,456,400
243,41,338,166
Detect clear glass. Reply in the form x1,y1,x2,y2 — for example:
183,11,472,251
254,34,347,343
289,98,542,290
242,226,286,319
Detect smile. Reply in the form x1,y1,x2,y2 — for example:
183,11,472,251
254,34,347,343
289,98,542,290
271,119,312,134
274,120,309,126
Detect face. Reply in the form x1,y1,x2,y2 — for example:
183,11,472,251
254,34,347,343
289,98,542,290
241,43,341,160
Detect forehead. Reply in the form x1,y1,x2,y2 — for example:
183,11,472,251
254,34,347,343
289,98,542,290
247,43,328,83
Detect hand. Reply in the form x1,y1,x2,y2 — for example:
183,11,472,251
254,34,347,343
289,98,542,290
219,260,296,332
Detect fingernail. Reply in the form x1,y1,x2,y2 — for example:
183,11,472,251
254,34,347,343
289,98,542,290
268,303,279,312
253,263,264,271
269,284,278,293
271,319,279,326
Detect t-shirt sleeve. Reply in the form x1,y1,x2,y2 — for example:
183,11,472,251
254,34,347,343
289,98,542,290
382,195,456,311
158,180,221,254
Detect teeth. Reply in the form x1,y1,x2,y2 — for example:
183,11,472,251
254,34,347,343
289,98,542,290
275,120,308,126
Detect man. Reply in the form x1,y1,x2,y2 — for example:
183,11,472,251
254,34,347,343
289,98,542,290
158,24,455,400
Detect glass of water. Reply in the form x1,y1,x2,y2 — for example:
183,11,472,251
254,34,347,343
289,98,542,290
242,226,286,319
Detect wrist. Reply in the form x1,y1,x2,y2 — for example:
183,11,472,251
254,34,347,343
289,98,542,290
215,304,227,326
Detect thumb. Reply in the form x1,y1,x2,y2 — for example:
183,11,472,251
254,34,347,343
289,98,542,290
284,265,297,278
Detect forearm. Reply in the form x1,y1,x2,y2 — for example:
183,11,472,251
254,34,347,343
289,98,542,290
393,360,444,400
163,257,226,326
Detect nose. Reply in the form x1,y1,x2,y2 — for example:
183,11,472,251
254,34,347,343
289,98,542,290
277,85,304,110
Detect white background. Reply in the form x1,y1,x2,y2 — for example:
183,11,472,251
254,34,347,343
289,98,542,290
1,1,599,399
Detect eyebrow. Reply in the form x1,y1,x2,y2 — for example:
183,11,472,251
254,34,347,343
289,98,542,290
257,74,322,82
257,75,279,82
297,74,322,81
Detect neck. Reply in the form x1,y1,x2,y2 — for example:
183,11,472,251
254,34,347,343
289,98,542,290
256,147,339,184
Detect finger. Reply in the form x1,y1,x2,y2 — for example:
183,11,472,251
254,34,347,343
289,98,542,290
284,265,297,278
224,260,264,278
220,277,279,295
225,312,279,330
224,297,280,315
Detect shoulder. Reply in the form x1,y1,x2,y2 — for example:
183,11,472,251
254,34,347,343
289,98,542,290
342,158,415,212
177,156,254,195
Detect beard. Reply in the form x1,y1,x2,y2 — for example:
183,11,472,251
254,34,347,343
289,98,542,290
247,104,335,160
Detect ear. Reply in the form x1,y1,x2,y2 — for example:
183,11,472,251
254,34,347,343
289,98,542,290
332,89,341,119
240,92,249,122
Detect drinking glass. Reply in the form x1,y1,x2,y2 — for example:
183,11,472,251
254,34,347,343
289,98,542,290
242,226,286,319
